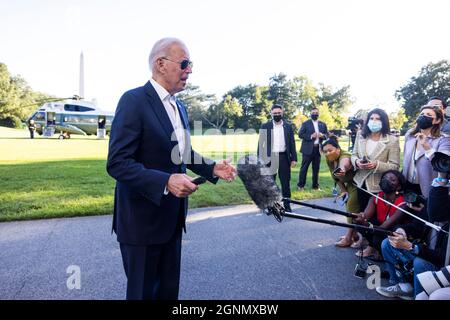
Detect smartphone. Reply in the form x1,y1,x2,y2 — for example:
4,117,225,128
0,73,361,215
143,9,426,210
191,176,207,185
332,167,343,175
360,156,369,164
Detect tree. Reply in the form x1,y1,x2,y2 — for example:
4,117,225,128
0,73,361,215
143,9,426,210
317,102,335,129
317,83,353,112
395,60,450,120
389,109,407,131
176,83,217,128
203,95,243,131
0,63,53,128
291,75,318,114
268,73,297,120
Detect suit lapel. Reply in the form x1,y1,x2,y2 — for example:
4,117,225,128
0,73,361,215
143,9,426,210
283,122,289,151
144,81,177,147
369,135,389,160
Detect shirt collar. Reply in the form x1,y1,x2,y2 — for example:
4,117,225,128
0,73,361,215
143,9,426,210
150,78,171,102
273,120,284,127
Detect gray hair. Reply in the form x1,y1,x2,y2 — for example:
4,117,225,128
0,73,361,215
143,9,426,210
148,37,186,72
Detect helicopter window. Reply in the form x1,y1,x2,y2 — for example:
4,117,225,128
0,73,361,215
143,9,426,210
33,112,45,121
81,115,97,123
64,104,95,112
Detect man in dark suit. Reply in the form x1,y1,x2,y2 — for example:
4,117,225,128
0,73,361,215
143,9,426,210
106,38,236,300
297,107,328,191
258,104,297,211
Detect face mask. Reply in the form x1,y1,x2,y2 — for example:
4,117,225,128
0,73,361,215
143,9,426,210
367,120,382,133
311,114,319,121
325,150,340,162
379,179,396,194
416,115,434,130
273,115,282,122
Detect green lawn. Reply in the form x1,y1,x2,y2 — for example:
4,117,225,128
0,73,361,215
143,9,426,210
0,126,402,222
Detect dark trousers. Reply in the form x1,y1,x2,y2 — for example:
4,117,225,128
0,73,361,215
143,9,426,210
273,153,291,206
119,227,182,300
357,181,372,212
298,145,321,188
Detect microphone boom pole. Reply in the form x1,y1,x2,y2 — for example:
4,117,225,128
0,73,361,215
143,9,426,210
281,209,393,236
283,198,358,219
355,185,448,234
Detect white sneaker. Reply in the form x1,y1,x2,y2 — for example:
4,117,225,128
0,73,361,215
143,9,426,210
376,284,414,300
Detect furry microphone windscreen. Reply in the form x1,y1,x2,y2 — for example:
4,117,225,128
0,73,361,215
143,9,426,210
237,155,282,210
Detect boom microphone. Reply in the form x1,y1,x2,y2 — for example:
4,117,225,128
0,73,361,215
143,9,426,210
237,155,393,235
237,155,283,210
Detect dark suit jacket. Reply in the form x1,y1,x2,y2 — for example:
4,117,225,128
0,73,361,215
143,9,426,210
257,120,297,164
298,119,328,155
107,81,218,246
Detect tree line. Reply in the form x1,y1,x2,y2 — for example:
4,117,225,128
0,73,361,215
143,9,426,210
1,60,449,131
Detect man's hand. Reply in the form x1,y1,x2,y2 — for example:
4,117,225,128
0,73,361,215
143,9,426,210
388,228,412,250
311,132,318,139
291,161,297,168
318,132,325,138
167,174,198,198
213,158,237,182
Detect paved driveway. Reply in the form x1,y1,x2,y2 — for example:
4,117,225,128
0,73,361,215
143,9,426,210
0,198,386,300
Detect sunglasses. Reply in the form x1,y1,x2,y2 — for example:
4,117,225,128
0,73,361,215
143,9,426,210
161,57,193,70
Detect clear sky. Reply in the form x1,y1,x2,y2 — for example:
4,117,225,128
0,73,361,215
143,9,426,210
1,0,449,114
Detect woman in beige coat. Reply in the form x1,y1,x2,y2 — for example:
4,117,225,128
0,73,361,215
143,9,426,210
351,108,401,213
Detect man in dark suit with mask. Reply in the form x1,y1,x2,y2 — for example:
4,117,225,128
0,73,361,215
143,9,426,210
297,107,328,191
107,38,236,300
258,104,297,211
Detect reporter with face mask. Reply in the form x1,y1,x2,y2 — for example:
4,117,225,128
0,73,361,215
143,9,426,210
351,108,401,212
258,104,297,212
321,135,360,247
402,105,450,198
353,170,407,259
375,160,450,300
297,107,328,191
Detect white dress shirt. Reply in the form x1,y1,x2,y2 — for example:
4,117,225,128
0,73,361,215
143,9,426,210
272,121,286,152
312,120,320,145
149,78,186,157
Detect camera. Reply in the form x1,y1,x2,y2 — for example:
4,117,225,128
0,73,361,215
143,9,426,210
431,151,450,178
346,117,364,132
404,192,426,207
347,116,364,151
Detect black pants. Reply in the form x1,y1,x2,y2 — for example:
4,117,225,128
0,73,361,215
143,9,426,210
119,227,183,300
298,146,321,188
357,181,372,213
272,153,291,206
